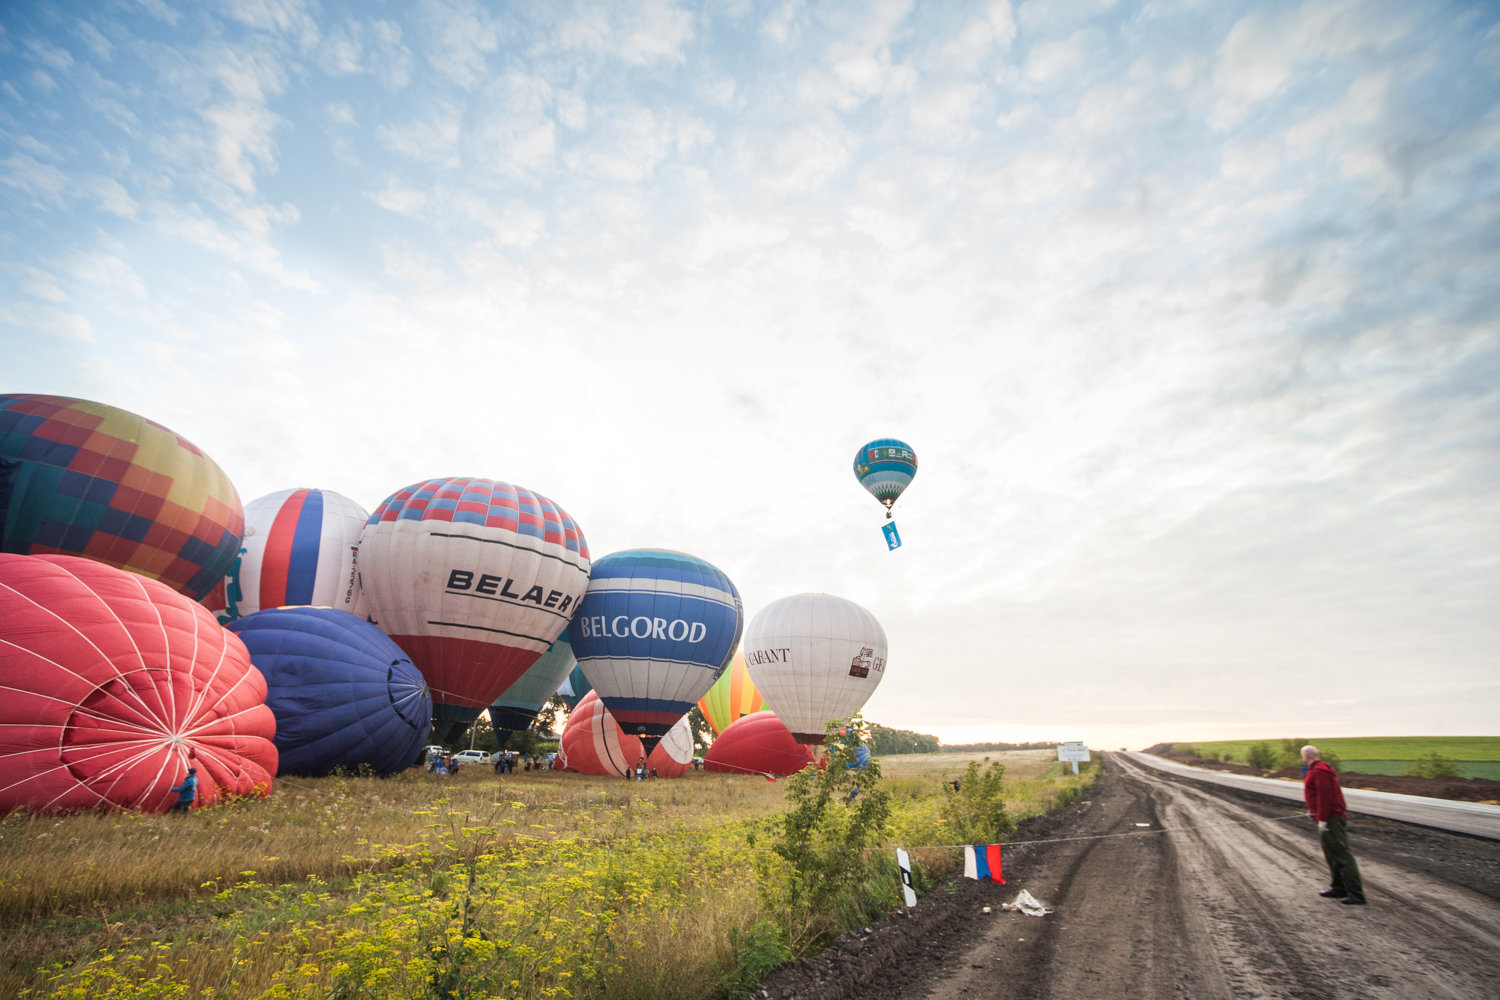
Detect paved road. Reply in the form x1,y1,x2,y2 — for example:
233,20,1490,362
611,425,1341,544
1126,751,1500,839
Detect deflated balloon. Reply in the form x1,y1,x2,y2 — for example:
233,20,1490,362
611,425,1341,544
570,549,742,752
696,651,764,735
0,394,244,600
852,438,917,517
355,477,589,737
212,488,368,622
704,711,817,777
650,716,695,778
0,554,277,813
742,593,888,745
226,607,431,777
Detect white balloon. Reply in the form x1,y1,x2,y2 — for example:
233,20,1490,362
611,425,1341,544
742,593,887,744
211,487,368,620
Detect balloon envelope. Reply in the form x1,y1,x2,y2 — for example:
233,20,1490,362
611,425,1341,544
556,662,592,710
696,651,764,735
355,477,589,731
0,554,277,813
704,711,817,777
226,607,431,777
852,438,917,514
0,394,244,600
489,633,577,734
571,549,743,751
559,691,642,777
742,593,888,745
649,716,694,778
212,487,368,621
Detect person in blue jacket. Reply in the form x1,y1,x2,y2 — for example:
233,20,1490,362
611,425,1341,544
168,767,198,813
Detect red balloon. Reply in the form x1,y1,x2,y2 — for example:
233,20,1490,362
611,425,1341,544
0,554,278,813
705,711,817,778
560,691,643,777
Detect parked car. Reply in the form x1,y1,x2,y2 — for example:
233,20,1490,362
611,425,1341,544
452,750,491,766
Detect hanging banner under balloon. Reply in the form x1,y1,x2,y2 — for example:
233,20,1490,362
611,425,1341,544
882,521,902,550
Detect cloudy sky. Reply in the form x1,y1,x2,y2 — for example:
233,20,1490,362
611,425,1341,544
3,0,1497,749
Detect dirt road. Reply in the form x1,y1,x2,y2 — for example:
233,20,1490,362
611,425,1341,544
756,752,1500,1000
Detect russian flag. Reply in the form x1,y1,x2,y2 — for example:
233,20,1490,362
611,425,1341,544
963,844,1005,883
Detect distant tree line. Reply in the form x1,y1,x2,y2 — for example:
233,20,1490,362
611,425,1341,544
940,741,1061,753
866,724,942,755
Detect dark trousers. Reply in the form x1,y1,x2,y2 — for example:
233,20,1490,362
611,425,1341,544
169,800,191,813
1320,816,1364,897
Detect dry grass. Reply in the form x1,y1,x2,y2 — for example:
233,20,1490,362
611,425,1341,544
2,752,1092,999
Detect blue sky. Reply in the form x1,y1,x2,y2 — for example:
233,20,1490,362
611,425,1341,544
3,0,1497,748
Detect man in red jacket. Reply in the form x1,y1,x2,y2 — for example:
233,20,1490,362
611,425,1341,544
1302,745,1366,905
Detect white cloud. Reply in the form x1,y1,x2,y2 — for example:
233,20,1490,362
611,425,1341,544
0,302,95,342
225,0,322,50
418,0,503,88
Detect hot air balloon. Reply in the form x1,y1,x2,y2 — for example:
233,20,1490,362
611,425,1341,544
704,711,817,777
355,477,589,743
571,549,742,752
556,662,592,709
210,487,368,622
853,438,917,518
742,593,887,745
696,651,764,735
559,690,642,777
488,633,577,741
225,607,431,777
0,394,244,600
649,716,695,778
0,554,277,813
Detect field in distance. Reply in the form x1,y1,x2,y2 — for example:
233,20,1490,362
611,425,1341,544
1169,736,1500,779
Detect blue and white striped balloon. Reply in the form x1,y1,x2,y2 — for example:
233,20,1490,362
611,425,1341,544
570,549,743,751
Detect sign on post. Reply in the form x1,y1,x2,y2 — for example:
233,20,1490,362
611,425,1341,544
896,848,917,908
1058,741,1090,775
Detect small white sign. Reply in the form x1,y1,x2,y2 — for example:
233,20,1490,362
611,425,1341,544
1057,742,1091,762
896,848,917,908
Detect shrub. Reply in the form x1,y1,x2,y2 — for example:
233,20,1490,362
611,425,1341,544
1247,742,1277,770
940,759,1014,845
1405,752,1461,779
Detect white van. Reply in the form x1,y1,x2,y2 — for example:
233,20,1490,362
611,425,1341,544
452,750,491,766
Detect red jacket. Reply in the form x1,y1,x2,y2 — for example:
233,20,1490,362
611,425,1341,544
1303,760,1347,821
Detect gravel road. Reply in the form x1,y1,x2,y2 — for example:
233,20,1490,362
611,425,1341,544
755,752,1500,1000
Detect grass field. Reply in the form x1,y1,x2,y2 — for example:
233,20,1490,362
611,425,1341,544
1170,736,1500,777
0,750,1091,1000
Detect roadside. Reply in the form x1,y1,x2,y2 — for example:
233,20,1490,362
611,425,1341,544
1141,744,1500,803
753,752,1500,1000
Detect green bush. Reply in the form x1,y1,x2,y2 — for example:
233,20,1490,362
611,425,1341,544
1404,752,1461,779
1247,742,1277,770
940,759,1015,844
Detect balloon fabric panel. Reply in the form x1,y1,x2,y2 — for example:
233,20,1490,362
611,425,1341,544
0,395,244,600
696,651,764,734
0,554,276,813
559,691,642,777
704,711,817,777
489,634,577,733
214,488,368,620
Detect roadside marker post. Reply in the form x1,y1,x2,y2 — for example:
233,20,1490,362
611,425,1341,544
1058,741,1090,776
896,848,917,909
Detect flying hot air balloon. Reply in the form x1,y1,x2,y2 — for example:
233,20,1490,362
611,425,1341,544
742,593,887,745
0,394,243,601
570,549,742,753
696,651,764,735
852,438,917,517
226,607,431,777
210,487,368,622
0,554,278,813
354,477,589,743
